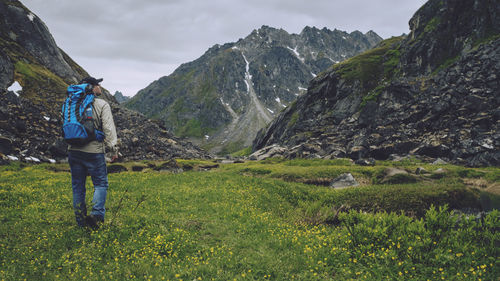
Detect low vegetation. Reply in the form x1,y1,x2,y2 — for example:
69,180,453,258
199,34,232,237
333,36,404,93
14,61,68,96
0,159,498,280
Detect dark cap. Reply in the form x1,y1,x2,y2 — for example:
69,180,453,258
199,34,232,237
80,76,103,86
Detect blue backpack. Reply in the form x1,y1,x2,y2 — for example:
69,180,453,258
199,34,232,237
61,84,105,145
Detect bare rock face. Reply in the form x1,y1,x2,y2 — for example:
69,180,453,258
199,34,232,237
252,0,500,167
0,0,210,163
400,0,500,76
0,0,82,83
0,51,14,90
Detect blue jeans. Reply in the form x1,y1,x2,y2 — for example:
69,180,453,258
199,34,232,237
68,150,108,227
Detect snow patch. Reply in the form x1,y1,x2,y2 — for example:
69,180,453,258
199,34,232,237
44,116,50,121
242,53,253,92
220,98,238,121
286,46,304,63
27,13,35,22
25,156,40,163
8,81,22,96
298,87,307,91
219,98,230,107
231,46,239,50
482,143,494,150
275,97,286,107
48,159,56,164
242,54,251,75
7,155,19,161
244,80,250,92
205,135,210,140
267,108,274,114
342,36,347,40
311,72,317,78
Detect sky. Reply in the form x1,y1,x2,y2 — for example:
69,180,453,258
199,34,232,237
21,0,427,97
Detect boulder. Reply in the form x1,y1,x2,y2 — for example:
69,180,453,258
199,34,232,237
355,158,376,166
330,173,359,189
249,144,287,160
429,168,448,179
155,159,183,173
415,167,429,175
380,168,418,184
432,158,448,165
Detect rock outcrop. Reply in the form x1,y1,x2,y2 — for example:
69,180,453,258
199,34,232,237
126,25,382,154
253,0,500,166
114,91,130,104
0,0,210,162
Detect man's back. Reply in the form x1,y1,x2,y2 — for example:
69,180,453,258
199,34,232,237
68,98,117,154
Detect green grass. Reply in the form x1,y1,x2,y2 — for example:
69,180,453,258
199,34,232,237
218,140,247,156
431,55,460,76
230,146,253,158
287,112,300,128
424,17,441,33
0,160,499,280
14,61,68,100
176,118,204,138
359,84,385,109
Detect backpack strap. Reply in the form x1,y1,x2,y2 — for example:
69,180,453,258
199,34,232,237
75,96,85,122
90,99,104,132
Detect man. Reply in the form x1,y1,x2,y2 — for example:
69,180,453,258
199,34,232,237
67,76,117,229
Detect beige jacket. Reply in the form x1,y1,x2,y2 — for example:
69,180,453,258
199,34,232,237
68,98,117,154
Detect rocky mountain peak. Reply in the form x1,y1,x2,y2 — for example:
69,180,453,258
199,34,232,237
126,26,382,154
114,91,130,104
364,30,383,45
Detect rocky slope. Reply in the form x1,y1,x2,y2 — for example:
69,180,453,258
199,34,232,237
252,0,500,167
125,26,382,154
0,0,209,162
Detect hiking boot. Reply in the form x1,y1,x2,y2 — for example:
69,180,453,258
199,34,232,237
85,215,103,230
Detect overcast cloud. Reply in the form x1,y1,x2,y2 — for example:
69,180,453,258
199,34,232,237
21,0,427,97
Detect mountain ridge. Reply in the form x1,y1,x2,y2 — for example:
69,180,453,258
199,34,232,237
125,25,382,154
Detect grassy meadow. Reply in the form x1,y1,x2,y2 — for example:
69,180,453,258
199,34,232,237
0,158,499,280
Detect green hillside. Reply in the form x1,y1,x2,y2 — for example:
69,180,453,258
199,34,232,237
1,160,498,280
